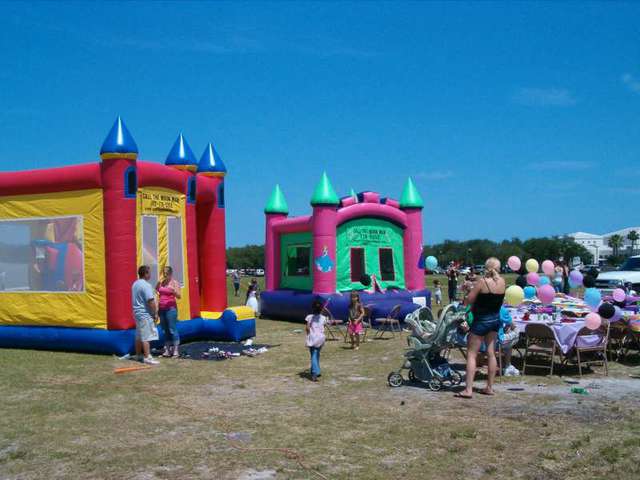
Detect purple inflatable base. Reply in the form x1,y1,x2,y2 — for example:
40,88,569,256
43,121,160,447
260,288,431,324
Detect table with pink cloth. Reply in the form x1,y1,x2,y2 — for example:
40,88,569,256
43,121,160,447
511,315,601,354
508,295,605,354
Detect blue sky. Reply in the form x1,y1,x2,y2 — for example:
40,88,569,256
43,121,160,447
1,1,638,246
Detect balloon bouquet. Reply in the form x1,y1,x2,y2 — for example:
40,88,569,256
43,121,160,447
504,256,610,331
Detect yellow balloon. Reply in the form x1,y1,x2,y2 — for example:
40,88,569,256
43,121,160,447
505,285,524,306
525,259,539,273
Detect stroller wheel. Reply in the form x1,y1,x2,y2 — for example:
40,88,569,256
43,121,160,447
387,372,404,388
427,379,442,392
408,369,417,383
449,370,463,386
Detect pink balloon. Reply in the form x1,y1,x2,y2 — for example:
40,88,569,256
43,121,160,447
542,260,555,276
508,256,521,271
537,284,556,304
612,288,626,303
585,312,602,330
527,272,540,286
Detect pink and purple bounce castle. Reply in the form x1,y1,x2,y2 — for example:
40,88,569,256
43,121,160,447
260,172,431,322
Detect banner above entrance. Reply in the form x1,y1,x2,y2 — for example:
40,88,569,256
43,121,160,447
139,189,183,216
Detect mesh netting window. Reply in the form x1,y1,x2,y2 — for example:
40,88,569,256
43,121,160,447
350,248,365,282
379,248,395,281
286,245,311,276
141,216,159,287
167,216,184,286
0,216,84,292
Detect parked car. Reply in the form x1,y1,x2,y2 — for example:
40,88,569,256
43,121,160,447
474,264,485,274
595,255,640,295
582,264,601,275
255,268,265,277
457,266,470,275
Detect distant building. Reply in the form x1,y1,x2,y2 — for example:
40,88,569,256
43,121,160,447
567,227,640,263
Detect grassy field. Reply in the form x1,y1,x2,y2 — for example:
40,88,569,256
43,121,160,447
1,276,639,480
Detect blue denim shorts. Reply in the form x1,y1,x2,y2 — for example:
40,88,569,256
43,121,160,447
469,312,500,336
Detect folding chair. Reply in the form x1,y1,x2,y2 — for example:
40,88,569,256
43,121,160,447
523,323,559,376
573,321,609,377
607,321,627,361
322,307,346,342
361,305,373,343
374,304,402,339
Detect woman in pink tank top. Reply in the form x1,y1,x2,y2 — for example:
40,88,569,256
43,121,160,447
156,266,182,358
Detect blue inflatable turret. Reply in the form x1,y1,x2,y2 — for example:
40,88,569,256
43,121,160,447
99,116,138,160
165,133,198,171
197,142,227,177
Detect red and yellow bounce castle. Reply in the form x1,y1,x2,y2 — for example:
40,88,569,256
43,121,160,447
0,117,255,355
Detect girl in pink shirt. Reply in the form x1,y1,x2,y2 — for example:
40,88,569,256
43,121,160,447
156,266,182,358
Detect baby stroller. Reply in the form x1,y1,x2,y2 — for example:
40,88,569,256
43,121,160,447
387,304,466,391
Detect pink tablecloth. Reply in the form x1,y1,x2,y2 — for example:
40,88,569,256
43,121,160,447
513,317,602,354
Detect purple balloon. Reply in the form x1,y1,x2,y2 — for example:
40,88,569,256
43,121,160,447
569,269,583,286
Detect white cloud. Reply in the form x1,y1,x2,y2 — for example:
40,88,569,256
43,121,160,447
415,170,454,180
512,88,577,107
622,73,640,94
528,160,595,171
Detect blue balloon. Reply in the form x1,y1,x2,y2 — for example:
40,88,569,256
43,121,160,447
584,288,602,309
524,286,536,299
499,306,512,324
425,255,438,271
539,275,551,286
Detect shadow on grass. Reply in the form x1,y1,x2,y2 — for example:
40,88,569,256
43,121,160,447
297,370,323,381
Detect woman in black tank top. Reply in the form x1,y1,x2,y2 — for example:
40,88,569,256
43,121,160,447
456,257,505,399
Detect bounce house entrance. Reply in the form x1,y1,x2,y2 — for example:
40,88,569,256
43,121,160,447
137,187,190,320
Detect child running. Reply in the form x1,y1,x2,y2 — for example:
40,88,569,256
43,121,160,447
347,291,365,350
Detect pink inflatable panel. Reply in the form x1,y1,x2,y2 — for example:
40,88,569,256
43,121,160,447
340,197,357,208
337,203,407,228
384,198,400,208
362,191,380,203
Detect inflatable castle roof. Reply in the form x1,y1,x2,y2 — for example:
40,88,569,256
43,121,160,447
99,116,139,159
198,142,227,176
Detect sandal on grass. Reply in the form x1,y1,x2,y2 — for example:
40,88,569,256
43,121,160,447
454,392,473,399
478,389,495,396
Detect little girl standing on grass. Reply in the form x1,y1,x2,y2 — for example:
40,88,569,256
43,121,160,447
305,298,327,382
433,279,443,306
347,291,365,350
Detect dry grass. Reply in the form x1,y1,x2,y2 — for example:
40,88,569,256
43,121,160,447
1,276,639,479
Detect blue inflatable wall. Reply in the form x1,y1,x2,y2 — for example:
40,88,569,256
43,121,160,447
0,309,256,356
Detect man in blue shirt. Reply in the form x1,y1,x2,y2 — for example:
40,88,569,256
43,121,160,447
132,265,160,365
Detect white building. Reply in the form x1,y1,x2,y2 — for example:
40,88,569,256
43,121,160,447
567,227,640,263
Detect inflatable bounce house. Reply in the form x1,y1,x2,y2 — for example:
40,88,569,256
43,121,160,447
260,172,431,322
0,117,255,355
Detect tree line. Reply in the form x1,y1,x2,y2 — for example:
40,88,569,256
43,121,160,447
226,236,595,269
421,237,593,268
